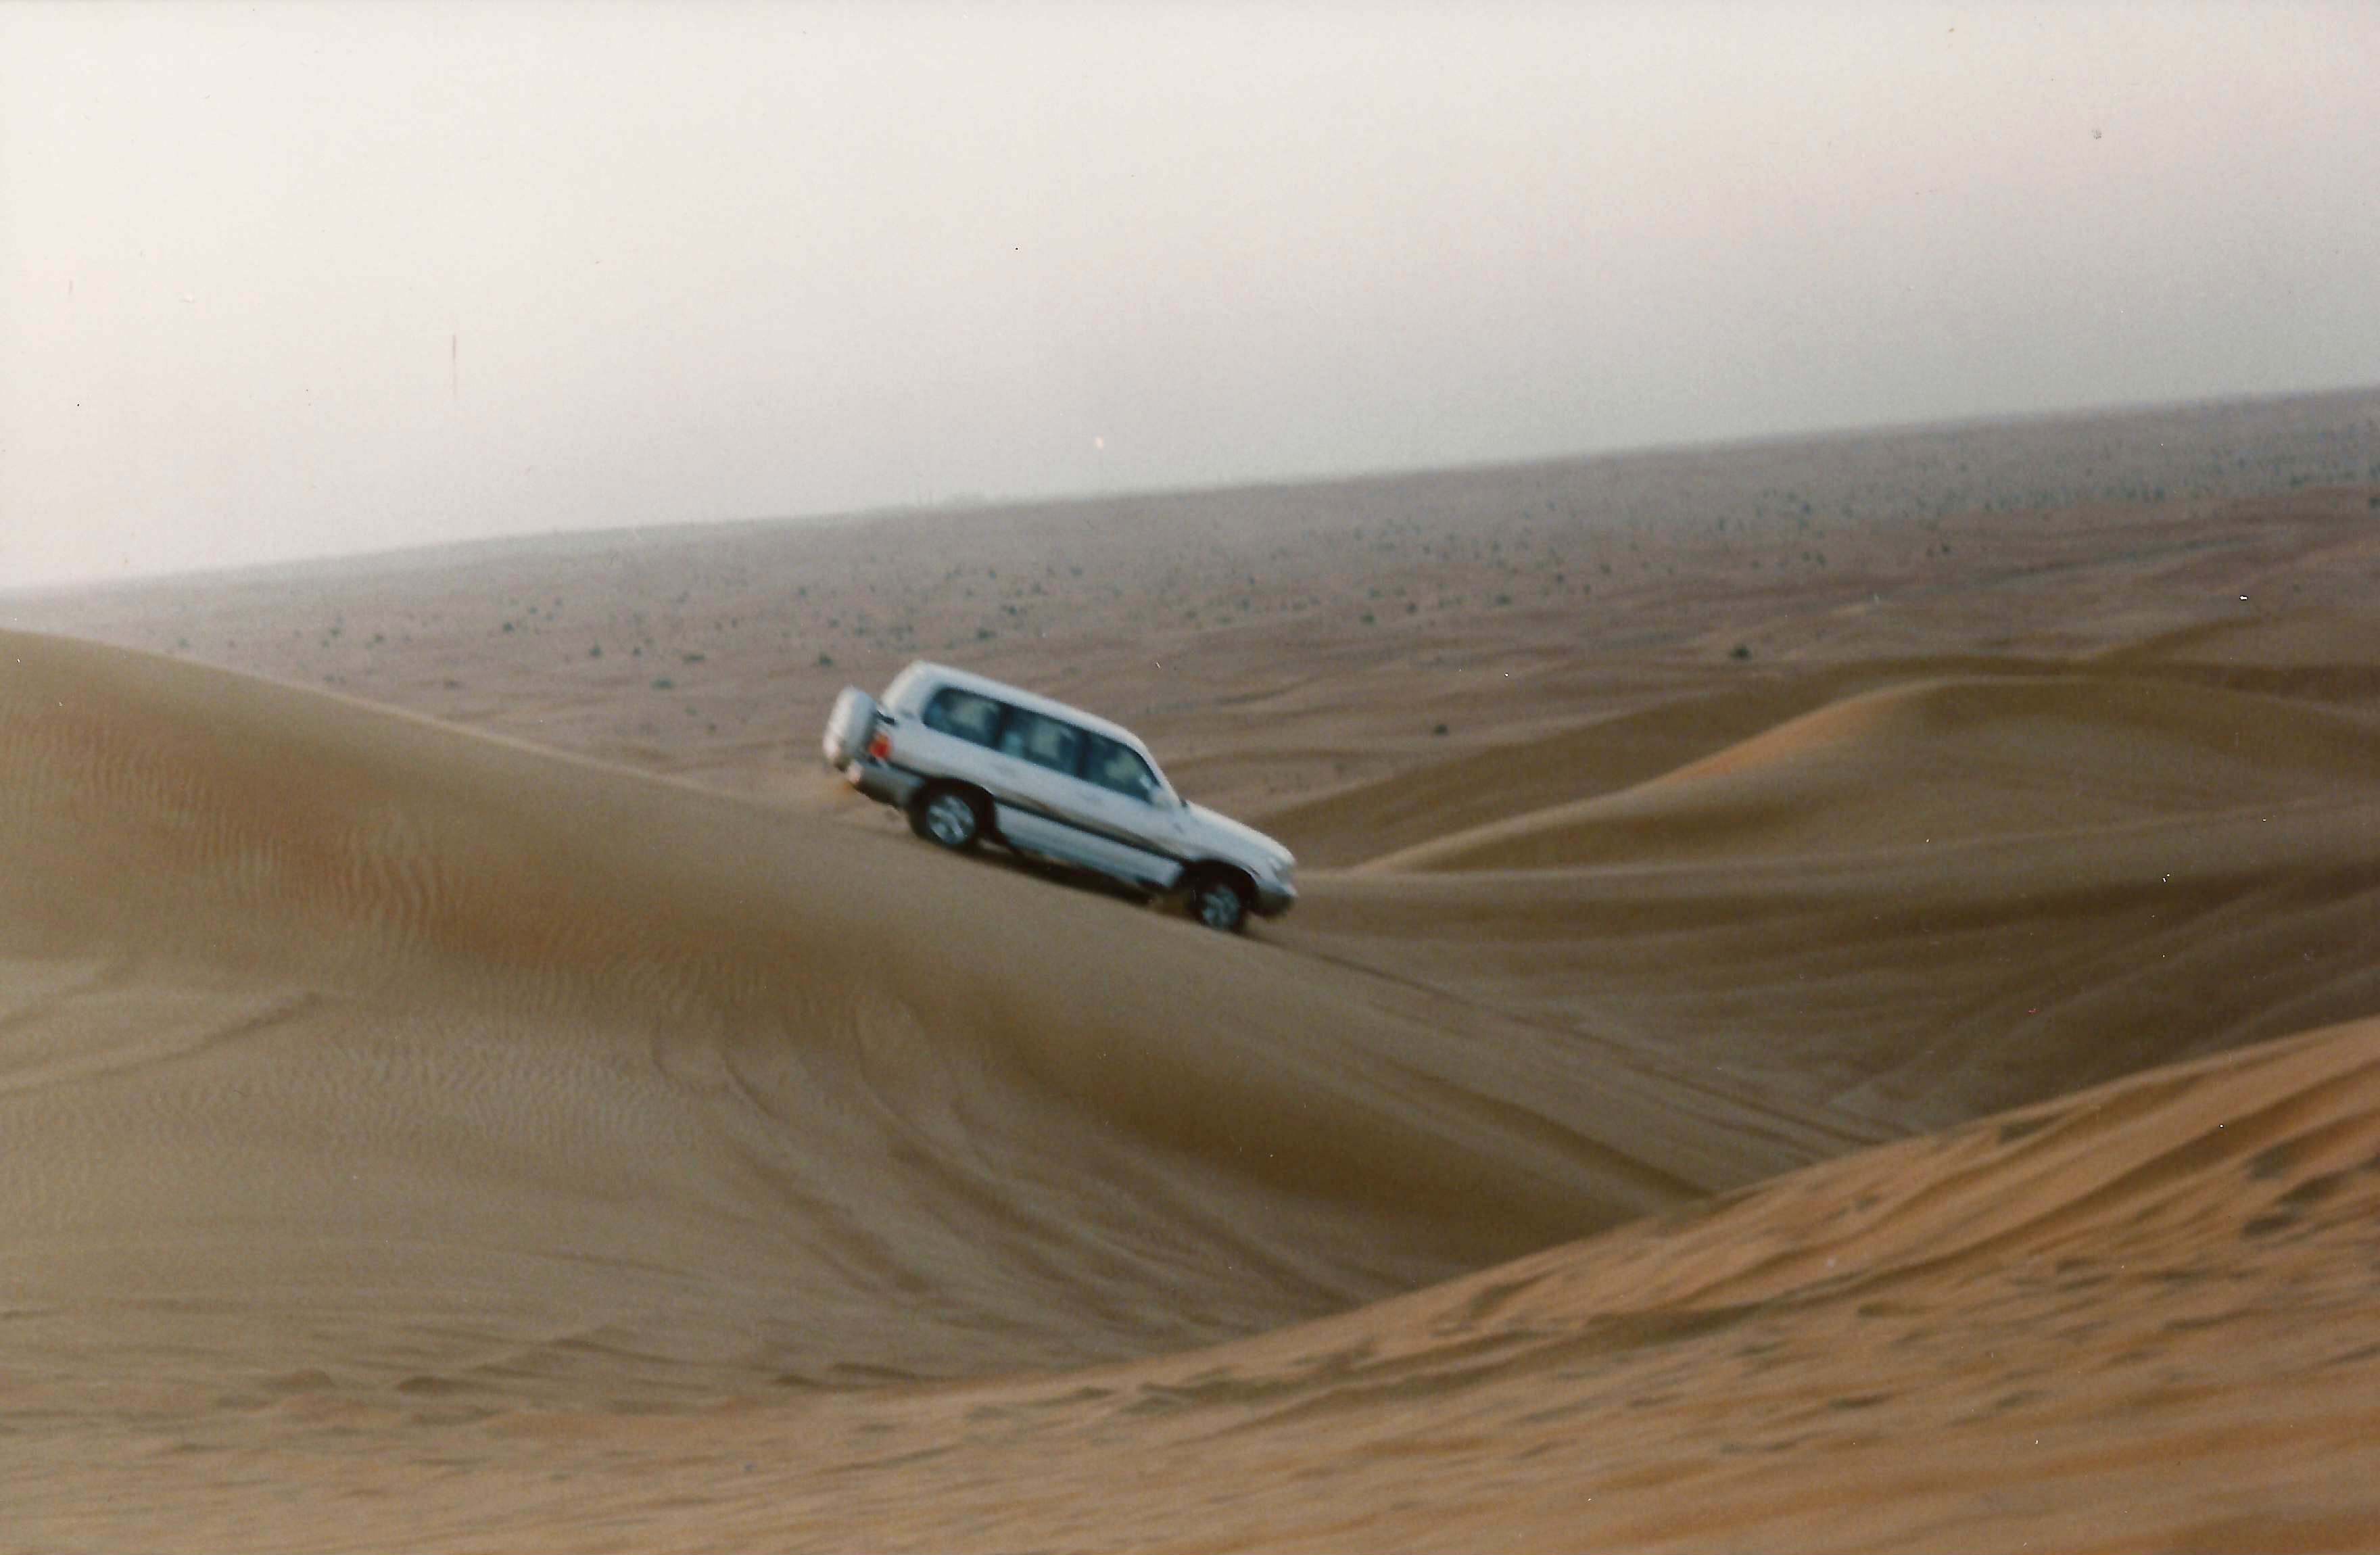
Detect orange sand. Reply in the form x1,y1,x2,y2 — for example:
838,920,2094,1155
3,391,2377,1550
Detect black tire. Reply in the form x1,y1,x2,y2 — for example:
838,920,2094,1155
1184,869,1250,934
911,786,985,852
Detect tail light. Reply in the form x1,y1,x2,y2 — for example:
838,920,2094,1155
867,728,893,761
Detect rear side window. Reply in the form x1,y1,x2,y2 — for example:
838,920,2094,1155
995,707,1085,775
1085,734,1164,802
922,686,1003,746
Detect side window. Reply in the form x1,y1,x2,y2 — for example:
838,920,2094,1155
1085,734,1163,803
922,687,1003,747
995,707,1086,775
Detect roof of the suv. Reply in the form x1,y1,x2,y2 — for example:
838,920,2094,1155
892,661,1154,756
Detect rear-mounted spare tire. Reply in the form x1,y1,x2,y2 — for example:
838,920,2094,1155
822,686,878,767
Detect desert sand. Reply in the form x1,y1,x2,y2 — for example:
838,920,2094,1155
3,389,2377,1550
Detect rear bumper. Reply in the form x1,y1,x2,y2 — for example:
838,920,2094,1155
839,757,926,811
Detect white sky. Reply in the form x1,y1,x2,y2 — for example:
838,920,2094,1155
5,1,2377,588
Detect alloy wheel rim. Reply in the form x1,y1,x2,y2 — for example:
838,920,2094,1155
927,796,974,844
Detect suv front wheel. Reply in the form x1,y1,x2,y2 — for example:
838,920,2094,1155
1185,869,1250,934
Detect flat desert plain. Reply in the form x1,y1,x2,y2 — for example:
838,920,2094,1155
3,389,2379,1550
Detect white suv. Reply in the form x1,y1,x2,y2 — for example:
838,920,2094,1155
822,661,1295,932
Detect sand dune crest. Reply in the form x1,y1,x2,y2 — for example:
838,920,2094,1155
1367,672,2380,871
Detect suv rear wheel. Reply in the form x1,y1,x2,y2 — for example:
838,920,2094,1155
911,786,986,851
1185,868,1250,934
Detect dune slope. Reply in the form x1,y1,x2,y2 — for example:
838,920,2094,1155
1369,673,2380,871
1252,656,2069,869
1272,669,2379,1137
0,628,1855,1400
1291,805,2380,1131
14,1014,2377,1551
5,490,2377,1550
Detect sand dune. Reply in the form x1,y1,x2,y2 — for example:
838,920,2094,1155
1366,672,2380,871
4,422,2377,1548
1251,656,2143,871
14,1011,2376,1550
1287,798,2379,1129
1270,665,2378,1139
1,627,1865,1404
5,615,2374,1547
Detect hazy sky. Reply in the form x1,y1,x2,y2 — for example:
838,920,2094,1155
5,2,2377,588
